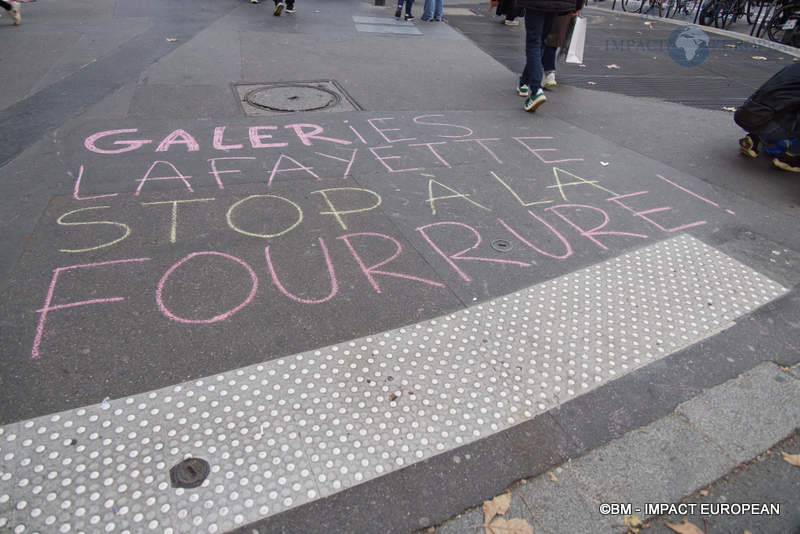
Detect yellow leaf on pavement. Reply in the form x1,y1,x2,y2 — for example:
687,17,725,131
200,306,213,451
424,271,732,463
548,471,558,482
482,493,511,526
488,517,534,534
781,451,800,467
752,56,768,60
698,490,709,496
625,515,644,533
664,518,704,534
166,38,178,42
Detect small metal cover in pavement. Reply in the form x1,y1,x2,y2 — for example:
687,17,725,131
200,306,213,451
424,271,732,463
169,458,210,488
491,239,512,252
235,81,361,116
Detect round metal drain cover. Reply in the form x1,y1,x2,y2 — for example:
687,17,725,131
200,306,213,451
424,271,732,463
169,458,210,488
491,239,512,252
245,85,340,112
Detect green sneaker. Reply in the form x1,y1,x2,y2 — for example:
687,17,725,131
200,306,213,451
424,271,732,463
523,88,546,112
517,84,530,97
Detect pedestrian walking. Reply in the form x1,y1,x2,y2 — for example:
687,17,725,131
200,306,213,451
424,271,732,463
515,0,582,112
395,0,415,21
422,0,443,21
1,1,20,25
273,0,296,16
735,63,800,172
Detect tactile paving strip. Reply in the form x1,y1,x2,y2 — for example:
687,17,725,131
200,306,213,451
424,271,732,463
0,235,787,533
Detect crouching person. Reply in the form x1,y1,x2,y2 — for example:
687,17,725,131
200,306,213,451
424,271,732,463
735,63,800,172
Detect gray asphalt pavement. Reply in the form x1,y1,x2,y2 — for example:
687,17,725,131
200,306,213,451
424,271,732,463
0,1,798,533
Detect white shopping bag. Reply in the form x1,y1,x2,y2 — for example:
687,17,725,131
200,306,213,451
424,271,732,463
565,16,586,65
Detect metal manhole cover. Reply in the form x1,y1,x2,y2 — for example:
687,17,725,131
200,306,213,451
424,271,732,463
235,81,361,116
245,85,341,112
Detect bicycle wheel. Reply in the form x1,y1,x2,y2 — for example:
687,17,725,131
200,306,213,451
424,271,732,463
767,6,800,44
621,0,643,12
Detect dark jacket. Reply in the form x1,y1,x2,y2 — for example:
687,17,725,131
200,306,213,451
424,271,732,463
515,0,582,14
734,63,800,137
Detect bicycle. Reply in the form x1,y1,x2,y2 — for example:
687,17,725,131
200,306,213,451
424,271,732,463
664,0,700,18
765,0,800,45
698,0,747,28
621,0,664,16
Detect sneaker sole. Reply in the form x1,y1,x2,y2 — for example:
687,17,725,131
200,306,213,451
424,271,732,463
524,96,546,112
773,158,800,172
517,87,529,97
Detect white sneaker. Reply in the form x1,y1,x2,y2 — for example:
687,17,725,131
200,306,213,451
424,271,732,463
542,71,557,89
504,18,520,25
10,1,21,25
250,0,259,3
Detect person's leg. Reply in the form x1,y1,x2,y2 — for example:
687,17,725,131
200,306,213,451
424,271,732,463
434,0,443,20
273,0,285,15
422,0,433,20
522,11,554,111
521,11,548,90
396,0,403,18
405,0,415,19
542,45,557,88
285,0,295,12
0,1,11,11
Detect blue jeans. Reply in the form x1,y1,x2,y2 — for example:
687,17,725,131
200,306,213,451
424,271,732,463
397,0,414,16
520,11,555,90
423,0,443,20
542,45,557,73
755,121,800,155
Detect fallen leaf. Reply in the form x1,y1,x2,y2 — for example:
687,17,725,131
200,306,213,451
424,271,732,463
606,64,621,69
548,471,558,482
482,493,512,525
781,451,800,467
698,489,709,496
487,517,534,534
744,530,753,534
722,106,737,112
725,43,737,48
625,515,644,533
166,38,178,42
600,161,610,166
664,518,704,534
389,393,398,402
587,81,597,85
578,64,586,67
752,56,768,60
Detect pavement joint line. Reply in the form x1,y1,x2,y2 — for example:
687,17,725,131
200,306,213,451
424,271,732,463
0,234,788,533
430,361,800,533
584,5,800,58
